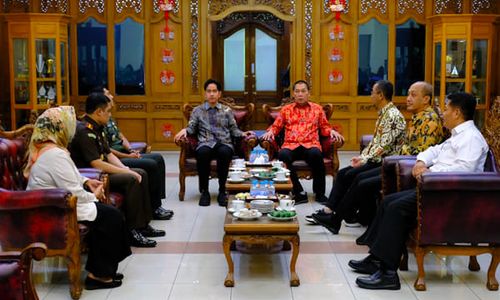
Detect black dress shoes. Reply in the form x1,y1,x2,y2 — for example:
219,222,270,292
199,191,211,206
348,255,380,274
130,229,157,247
293,191,308,205
141,224,166,237
315,195,328,204
84,276,122,290
153,207,173,220
355,269,401,290
114,273,124,280
312,212,342,234
217,192,228,207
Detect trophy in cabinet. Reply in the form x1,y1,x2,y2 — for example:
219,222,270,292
36,54,45,77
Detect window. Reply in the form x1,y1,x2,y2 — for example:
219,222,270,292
115,18,145,95
223,28,246,91
395,19,425,96
77,18,107,95
358,19,388,96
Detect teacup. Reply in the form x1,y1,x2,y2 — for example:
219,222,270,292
233,158,245,168
274,170,287,180
230,199,245,211
272,160,283,168
279,199,295,211
229,171,242,181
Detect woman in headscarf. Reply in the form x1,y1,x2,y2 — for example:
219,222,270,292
24,106,131,290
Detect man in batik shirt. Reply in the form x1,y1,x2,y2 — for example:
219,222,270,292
311,81,446,235
174,79,253,207
261,80,345,204
307,80,406,233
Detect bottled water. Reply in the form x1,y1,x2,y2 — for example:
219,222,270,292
268,181,275,197
250,180,259,197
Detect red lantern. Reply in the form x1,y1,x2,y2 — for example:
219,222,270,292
159,0,175,34
329,0,345,21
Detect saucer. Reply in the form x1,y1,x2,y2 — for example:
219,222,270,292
227,178,245,183
227,207,236,213
272,177,289,183
229,166,246,171
233,211,262,220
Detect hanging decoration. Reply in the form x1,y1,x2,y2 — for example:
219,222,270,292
328,0,346,84
160,70,175,85
329,0,345,21
162,123,174,138
329,48,343,61
159,0,175,35
328,70,343,84
162,48,174,63
329,23,344,40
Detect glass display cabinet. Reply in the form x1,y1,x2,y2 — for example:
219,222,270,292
6,14,70,129
430,15,496,129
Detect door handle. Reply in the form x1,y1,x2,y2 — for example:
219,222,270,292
243,91,249,95
252,92,257,95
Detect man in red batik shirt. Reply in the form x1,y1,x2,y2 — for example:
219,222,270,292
262,80,344,204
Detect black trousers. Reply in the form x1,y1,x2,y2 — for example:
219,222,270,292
364,189,417,270
334,166,382,225
109,168,152,230
122,153,166,210
196,144,234,193
83,202,131,278
326,162,380,211
278,146,326,196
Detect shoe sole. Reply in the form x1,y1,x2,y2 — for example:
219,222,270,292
355,279,400,290
305,218,319,225
311,215,339,234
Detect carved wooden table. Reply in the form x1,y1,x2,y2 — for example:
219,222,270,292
222,212,300,287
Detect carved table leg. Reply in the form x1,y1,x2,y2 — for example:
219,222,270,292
223,234,235,287
289,235,300,286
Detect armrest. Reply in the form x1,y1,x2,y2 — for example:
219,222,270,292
240,132,258,160
397,159,418,192
382,155,416,195
260,138,280,160
0,188,72,209
417,172,500,244
78,168,111,205
0,189,77,250
320,135,343,159
0,242,47,262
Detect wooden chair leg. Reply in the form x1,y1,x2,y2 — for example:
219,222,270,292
399,247,409,271
67,254,82,299
468,255,480,271
414,246,426,291
486,248,499,291
178,171,185,201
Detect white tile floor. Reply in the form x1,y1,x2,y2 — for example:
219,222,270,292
32,151,500,300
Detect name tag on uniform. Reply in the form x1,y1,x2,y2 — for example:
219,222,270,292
87,133,97,139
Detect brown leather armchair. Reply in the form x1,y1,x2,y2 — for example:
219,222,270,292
0,243,48,300
175,98,258,201
0,132,82,299
380,150,500,291
260,101,343,180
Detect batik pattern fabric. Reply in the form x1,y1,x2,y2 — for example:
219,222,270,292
186,101,243,150
268,102,332,150
361,102,406,164
401,106,446,155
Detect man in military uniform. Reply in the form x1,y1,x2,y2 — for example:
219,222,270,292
90,86,173,220
70,93,163,248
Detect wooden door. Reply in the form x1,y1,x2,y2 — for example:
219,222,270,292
212,12,290,129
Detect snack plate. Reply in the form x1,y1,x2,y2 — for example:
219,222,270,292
267,214,297,221
233,211,262,220
227,178,246,183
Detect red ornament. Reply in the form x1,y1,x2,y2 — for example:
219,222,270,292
328,70,343,84
159,0,175,34
329,0,345,21
160,70,175,85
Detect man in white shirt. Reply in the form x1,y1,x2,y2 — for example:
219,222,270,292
347,92,489,290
